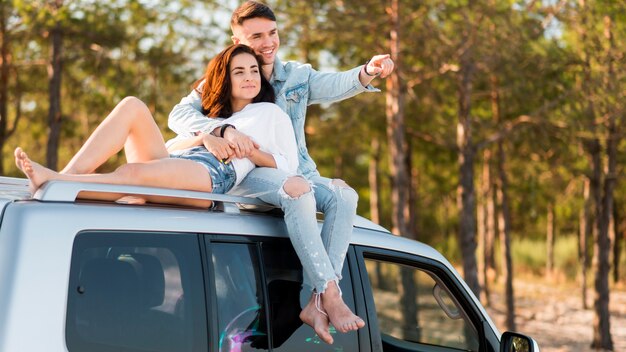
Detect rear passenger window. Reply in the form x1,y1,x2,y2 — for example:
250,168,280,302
66,232,207,352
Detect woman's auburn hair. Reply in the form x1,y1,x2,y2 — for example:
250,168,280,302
194,44,275,118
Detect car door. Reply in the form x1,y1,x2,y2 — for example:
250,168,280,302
205,235,365,352
353,246,499,352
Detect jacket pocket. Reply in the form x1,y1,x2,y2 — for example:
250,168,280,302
284,84,308,120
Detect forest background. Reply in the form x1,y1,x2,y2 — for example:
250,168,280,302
0,0,624,350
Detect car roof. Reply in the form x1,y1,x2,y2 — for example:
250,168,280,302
0,176,390,234
0,176,452,270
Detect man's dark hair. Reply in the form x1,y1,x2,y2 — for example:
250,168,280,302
231,1,276,27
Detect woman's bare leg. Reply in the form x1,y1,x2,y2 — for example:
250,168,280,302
16,148,213,207
61,96,169,174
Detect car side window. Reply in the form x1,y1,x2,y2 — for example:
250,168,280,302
262,240,359,352
211,242,269,352
364,258,480,352
66,232,207,352
209,238,359,352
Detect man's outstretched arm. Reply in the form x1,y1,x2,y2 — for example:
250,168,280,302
307,54,395,105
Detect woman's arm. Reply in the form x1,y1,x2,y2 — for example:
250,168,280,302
167,134,235,162
247,148,277,168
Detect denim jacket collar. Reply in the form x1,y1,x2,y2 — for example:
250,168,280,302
271,57,287,83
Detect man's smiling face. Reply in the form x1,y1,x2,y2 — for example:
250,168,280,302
232,17,280,67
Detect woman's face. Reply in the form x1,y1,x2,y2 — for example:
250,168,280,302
229,52,261,111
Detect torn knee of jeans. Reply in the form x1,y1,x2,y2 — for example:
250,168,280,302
329,178,357,193
330,179,350,189
279,176,313,200
329,179,358,199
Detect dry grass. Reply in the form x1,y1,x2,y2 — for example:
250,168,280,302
484,275,626,352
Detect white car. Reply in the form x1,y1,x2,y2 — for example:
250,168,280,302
0,176,539,352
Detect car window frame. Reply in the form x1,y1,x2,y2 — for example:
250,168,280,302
353,245,492,352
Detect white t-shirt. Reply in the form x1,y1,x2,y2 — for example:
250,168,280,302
225,103,298,185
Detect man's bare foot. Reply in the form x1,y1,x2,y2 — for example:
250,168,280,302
300,294,333,344
322,281,365,333
14,147,57,192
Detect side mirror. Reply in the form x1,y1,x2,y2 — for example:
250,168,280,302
500,331,540,352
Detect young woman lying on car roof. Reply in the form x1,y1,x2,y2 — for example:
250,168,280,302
15,44,297,208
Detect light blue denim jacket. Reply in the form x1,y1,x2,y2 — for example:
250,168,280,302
167,57,379,178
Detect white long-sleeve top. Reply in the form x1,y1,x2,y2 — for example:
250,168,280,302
222,102,299,186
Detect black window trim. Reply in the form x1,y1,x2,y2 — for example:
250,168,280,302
354,245,492,352
347,245,374,352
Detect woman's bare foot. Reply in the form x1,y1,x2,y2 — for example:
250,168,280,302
115,195,147,205
299,294,333,344
14,147,57,192
322,281,365,333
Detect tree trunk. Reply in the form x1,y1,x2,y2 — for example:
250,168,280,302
368,137,381,225
477,152,487,305
408,139,419,239
480,139,495,305
369,137,385,289
614,205,622,284
489,69,514,330
497,141,516,332
385,0,416,337
546,203,556,276
609,206,615,281
591,143,615,350
591,14,616,351
46,19,64,170
385,0,410,239
589,135,612,350
456,36,480,299
486,164,497,283
579,178,591,309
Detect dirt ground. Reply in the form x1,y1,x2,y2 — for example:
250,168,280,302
484,277,626,352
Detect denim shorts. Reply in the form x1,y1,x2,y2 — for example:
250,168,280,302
169,146,236,194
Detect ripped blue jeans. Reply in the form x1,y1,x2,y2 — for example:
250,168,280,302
227,167,358,293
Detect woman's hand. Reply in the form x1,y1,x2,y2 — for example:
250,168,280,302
223,128,259,158
202,134,235,161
